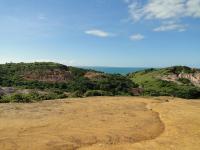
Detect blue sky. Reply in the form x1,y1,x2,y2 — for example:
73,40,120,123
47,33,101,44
0,0,200,67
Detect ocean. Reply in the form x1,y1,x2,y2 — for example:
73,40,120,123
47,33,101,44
80,66,148,75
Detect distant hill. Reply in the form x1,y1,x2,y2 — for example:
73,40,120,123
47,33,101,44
1,63,200,102
0,62,98,83
128,66,200,99
0,62,137,102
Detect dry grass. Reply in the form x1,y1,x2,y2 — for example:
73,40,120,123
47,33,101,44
0,96,200,150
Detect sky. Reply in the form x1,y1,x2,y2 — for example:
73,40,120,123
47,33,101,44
0,0,200,67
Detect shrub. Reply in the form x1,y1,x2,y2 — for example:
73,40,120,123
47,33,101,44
173,87,200,99
0,62,139,101
84,90,113,97
0,96,11,103
177,78,192,85
139,78,200,99
1,93,33,103
69,91,84,98
0,91,68,103
168,66,195,74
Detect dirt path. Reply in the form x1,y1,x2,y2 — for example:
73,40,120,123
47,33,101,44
0,97,200,150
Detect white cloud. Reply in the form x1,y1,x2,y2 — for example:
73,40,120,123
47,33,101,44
153,22,187,32
126,0,200,21
125,0,200,31
186,0,200,17
130,34,145,41
85,29,111,37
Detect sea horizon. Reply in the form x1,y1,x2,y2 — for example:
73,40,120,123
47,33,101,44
79,66,149,75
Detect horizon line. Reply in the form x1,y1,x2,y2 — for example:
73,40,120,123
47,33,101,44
0,61,199,68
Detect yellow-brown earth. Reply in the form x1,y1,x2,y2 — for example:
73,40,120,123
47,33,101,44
0,97,200,150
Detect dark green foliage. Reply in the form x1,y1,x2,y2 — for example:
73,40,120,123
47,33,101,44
84,90,113,97
0,62,137,102
66,74,137,96
0,93,33,103
167,66,196,74
130,66,200,99
68,67,88,77
68,77,95,93
177,78,192,85
0,62,89,91
92,74,138,95
142,79,200,99
173,86,200,99
0,91,68,103
0,62,79,89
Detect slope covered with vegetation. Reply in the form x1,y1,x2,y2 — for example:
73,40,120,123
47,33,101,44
128,66,200,99
1,63,199,102
0,62,137,102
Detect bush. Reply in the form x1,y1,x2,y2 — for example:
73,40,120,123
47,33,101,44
0,96,11,103
94,74,138,95
177,78,192,85
139,78,200,99
69,91,84,98
168,66,195,74
0,62,139,101
1,93,33,103
84,90,113,97
68,77,94,93
0,91,68,103
173,87,200,99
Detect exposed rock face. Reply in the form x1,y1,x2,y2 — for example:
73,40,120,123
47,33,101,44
161,72,200,87
131,88,144,96
84,72,103,79
0,87,16,96
162,74,179,83
178,73,200,86
24,69,73,82
0,88,5,96
1,87,15,94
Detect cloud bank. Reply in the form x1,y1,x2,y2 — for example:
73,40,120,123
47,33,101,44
125,0,200,31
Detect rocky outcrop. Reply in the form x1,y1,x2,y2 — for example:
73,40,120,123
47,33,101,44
0,87,16,96
0,88,5,96
161,74,180,83
84,72,103,79
24,69,73,82
130,88,144,96
178,73,200,86
161,72,200,87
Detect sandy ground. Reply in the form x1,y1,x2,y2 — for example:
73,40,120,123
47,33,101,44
0,97,200,150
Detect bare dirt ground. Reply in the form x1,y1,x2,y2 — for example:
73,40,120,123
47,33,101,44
0,96,200,150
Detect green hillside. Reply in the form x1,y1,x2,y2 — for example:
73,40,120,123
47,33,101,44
0,62,137,103
1,63,200,102
128,66,200,99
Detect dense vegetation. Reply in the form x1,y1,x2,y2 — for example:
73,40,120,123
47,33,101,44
0,91,66,103
128,66,200,99
1,63,199,102
0,62,137,102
